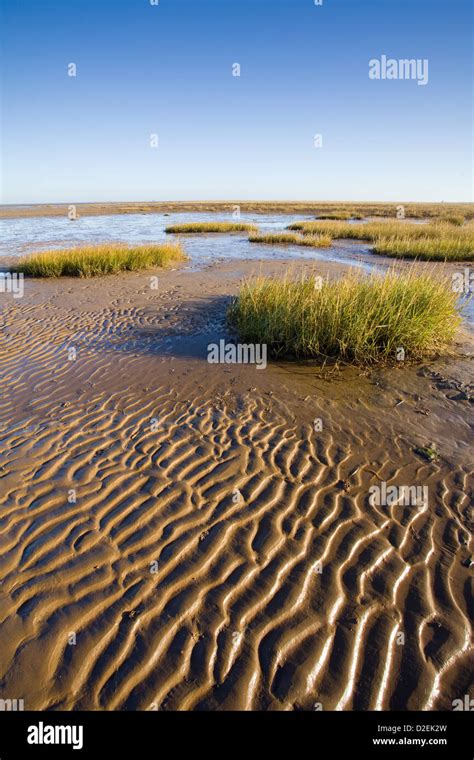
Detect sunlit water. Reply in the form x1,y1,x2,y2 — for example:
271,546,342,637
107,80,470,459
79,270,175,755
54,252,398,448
0,211,471,325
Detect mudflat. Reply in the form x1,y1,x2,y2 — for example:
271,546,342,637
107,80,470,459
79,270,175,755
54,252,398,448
0,257,472,710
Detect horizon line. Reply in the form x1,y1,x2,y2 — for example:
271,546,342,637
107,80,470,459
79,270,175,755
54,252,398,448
1,198,473,208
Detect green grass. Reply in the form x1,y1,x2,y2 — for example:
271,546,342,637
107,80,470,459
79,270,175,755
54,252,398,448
372,236,474,261
165,222,257,234
228,268,462,363
14,243,188,277
248,232,332,248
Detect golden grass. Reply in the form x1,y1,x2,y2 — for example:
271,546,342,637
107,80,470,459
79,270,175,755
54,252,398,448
228,268,462,363
372,236,474,261
315,211,352,220
248,232,332,248
14,243,188,277
165,222,257,234
287,220,474,260
315,211,364,220
288,220,429,239
436,213,465,226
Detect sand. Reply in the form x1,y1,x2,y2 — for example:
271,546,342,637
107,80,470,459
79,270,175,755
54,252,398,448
0,257,472,711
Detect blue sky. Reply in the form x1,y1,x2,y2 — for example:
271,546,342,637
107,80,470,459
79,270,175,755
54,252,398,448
1,0,472,203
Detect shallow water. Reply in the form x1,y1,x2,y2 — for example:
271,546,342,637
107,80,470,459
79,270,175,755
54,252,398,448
0,210,373,263
1,211,471,325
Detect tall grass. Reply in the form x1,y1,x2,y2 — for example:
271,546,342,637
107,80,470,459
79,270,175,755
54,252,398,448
165,222,257,233
228,269,461,363
372,236,474,261
14,243,188,277
248,232,332,247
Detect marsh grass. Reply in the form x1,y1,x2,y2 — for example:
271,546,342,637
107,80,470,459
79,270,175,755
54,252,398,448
288,220,433,239
372,236,474,261
436,214,465,226
4,201,473,220
165,222,257,234
287,220,474,260
228,268,462,363
315,211,352,220
248,232,332,248
14,243,188,277
315,211,365,221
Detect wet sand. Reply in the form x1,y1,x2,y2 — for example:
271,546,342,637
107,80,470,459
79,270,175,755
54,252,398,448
0,257,472,710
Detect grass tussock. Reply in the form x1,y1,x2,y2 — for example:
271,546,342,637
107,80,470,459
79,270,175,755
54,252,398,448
315,211,364,221
315,211,352,220
287,220,474,260
14,243,188,277
165,222,257,234
436,214,465,226
372,236,474,261
288,220,429,239
228,269,462,363
248,232,332,248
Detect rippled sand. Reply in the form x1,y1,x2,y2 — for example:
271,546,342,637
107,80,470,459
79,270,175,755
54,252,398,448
0,258,472,710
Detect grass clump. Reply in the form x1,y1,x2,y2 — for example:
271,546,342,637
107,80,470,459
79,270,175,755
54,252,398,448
436,214,465,226
413,445,439,462
287,220,433,240
228,268,461,363
372,236,473,261
315,211,352,220
314,211,365,221
287,220,474,260
14,243,188,277
248,232,332,248
165,222,257,234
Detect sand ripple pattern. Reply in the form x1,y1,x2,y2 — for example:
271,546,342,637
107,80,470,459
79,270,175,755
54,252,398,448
0,296,472,711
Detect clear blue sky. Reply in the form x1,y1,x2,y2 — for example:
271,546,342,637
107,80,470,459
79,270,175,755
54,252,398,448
1,0,472,204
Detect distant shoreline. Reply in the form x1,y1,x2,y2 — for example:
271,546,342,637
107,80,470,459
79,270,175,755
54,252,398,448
1,200,473,220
